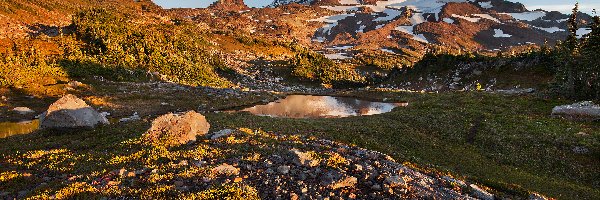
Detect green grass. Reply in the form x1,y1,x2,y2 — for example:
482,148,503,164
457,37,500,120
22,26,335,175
210,91,600,199
0,91,598,199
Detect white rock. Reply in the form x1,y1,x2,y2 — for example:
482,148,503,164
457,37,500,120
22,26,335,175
277,165,291,174
572,146,589,154
212,163,239,176
39,95,109,129
529,192,549,200
12,107,35,115
119,112,141,123
210,129,235,140
385,175,407,187
552,101,600,119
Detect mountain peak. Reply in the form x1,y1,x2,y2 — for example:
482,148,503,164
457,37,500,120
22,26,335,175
209,0,249,11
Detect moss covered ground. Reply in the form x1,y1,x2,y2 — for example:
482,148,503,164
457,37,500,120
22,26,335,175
1,88,598,199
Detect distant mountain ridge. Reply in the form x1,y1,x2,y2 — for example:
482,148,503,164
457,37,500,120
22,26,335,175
262,0,592,56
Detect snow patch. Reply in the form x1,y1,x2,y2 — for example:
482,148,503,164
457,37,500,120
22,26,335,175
324,53,352,60
493,29,511,38
472,14,500,23
534,26,564,33
452,14,480,23
395,26,429,43
443,18,454,24
381,48,397,54
326,45,354,50
504,11,546,21
339,0,360,5
309,13,356,35
577,27,592,38
478,1,493,9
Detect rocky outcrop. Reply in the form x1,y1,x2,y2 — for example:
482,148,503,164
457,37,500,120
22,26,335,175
143,111,210,147
208,0,249,11
39,94,109,130
552,101,600,119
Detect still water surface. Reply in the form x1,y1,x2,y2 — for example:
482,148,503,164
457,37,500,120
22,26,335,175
0,120,39,139
242,95,407,118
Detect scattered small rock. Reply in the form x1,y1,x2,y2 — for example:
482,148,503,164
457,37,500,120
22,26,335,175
528,192,549,200
384,175,407,188
212,163,240,176
174,181,184,187
119,112,141,123
329,176,357,190
12,107,35,115
210,129,235,140
192,160,206,167
576,132,589,136
277,165,291,174
572,146,590,154
290,149,319,167
68,81,84,88
469,184,494,200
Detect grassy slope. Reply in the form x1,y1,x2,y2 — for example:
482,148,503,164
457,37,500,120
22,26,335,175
210,91,600,199
0,87,598,198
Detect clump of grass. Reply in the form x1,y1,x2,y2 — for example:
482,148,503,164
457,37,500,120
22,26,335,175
182,183,259,200
325,152,349,170
0,47,67,88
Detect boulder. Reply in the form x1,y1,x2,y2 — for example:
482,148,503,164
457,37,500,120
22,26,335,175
552,101,600,119
143,111,210,147
39,94,109,129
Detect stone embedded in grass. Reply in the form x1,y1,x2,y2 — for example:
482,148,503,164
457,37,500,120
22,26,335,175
12,107,35,115
212,163,240,176
529,193,549,200
290,149,320,167
39,94,109,130
552,101,600,119
469,184,494,200
329,176,358,190
210,129,235,140
119,112,140,123
277,165,291,174
143,111,210,147
384,175,407,188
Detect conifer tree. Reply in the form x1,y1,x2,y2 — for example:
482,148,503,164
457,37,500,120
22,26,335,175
580,10,600,98
554,3,581,98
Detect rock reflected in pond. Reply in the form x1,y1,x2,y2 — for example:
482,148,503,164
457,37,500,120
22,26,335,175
242,95,407,118
0,120,39,138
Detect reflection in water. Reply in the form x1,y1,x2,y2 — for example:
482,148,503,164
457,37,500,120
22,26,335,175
242,95,407,118
0,120,40,138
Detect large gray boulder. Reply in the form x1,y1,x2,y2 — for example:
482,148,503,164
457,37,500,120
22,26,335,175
40,94,109,129
143,111,210,147
552,101,600,119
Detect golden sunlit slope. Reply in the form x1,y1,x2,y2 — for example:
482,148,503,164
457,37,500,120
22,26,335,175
0,0,159,38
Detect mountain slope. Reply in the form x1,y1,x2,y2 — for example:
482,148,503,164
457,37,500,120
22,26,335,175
0,0,158,39
266,0,592,58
